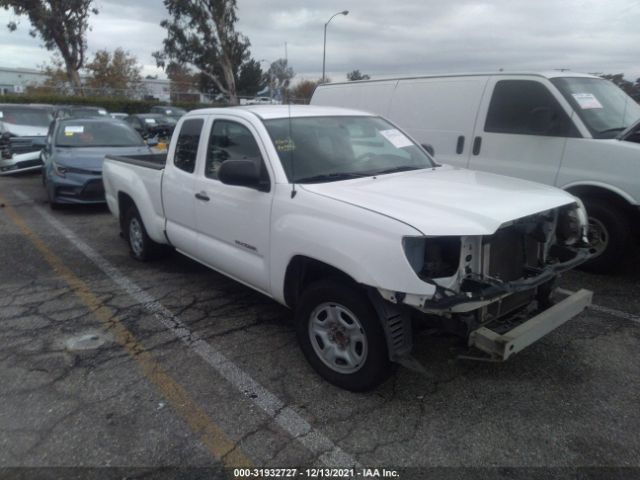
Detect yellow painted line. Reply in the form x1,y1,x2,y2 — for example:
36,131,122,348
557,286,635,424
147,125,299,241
0,194,252,468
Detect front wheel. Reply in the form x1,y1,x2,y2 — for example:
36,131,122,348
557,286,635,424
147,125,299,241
580,198,632,273
124,206,163,261
295,280,392,391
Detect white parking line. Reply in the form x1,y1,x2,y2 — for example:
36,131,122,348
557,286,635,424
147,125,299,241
558,287,640,325
15,190,358,468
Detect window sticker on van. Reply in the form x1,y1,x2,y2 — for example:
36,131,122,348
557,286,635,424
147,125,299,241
572,93,603,110
0,111,3,118
380,129,413,148
144,118,157,124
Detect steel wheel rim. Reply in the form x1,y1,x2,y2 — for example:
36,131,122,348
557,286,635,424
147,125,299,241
308,302,368,374
587,216,608,258
129,217,144,257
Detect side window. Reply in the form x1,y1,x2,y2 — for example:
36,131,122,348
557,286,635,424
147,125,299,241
205,120,266,181
174,118,203,173
485,80,577,137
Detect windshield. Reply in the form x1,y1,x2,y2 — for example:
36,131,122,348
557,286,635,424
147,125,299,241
263,116,435,183
56,121,145,147
0,107,52,127
551,77,640,139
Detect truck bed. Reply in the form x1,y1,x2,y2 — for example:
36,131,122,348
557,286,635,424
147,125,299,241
105,153,167,171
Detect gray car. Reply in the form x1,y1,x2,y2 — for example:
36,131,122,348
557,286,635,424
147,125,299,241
42,117,153,209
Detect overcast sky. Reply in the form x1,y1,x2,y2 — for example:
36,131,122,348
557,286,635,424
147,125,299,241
1,0,639,83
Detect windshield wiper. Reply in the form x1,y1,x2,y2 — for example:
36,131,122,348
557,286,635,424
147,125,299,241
364,166,425,176
295,172,368,183
598,126,626,136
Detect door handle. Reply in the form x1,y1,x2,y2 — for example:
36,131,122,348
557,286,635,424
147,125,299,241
472,136,482,155
195,192,210,202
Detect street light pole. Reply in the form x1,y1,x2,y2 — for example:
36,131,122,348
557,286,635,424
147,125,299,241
322,10,349,83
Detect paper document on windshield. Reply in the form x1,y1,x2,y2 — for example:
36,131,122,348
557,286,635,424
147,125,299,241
380,129,413,148
64,126,84,136
572,93,603,109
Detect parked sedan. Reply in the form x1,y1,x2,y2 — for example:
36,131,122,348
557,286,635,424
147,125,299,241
123,113,177,141
53,105,109,119
42,118,152,209
149,105,186,120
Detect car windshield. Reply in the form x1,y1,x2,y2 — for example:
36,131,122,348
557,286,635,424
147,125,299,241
0,107,52,127
263,116,435,183
56,121,145,147
551,77,640,139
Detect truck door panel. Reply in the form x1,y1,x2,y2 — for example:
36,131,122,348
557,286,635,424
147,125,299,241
163,117,205,257
194,117,272,293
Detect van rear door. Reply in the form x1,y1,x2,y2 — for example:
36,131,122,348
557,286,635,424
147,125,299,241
467,76,581,185
385,76,489,168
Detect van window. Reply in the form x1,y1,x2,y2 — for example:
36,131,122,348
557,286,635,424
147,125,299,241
485,80,578,137
174,118,203,173
205,120,268,186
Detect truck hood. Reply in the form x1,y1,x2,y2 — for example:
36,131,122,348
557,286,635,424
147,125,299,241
2,123,48,137
301,166,576,236
54,145,151,172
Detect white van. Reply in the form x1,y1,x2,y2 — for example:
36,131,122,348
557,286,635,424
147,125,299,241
311,72,640,273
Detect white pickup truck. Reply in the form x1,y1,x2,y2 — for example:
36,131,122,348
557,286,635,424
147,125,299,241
103,105,593,391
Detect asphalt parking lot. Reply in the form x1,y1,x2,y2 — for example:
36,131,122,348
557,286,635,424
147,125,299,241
1,173,639,478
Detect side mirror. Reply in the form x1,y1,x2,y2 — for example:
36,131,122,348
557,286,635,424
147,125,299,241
421,143,435,156
218,159,264,190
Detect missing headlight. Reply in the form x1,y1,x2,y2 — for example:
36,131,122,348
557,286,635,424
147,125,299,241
404,236,461,279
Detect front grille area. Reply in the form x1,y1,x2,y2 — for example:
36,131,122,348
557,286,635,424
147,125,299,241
486,225,540,281
81,179,105,200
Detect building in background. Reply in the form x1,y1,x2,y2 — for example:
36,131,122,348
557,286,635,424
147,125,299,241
0,66,172,101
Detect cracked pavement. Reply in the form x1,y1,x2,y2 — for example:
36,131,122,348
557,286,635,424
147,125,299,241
1,173,639,474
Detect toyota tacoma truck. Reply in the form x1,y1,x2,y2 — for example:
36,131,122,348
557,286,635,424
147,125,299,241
102,105,593,391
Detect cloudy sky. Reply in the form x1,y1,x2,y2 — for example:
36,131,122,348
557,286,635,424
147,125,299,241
0,0,639,82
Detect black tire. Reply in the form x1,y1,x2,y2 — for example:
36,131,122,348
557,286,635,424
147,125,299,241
580,198,632,274
295,279,392,391
124,205,162,261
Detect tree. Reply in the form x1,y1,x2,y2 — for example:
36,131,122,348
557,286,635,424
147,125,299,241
597,73,640,103
166,62,200,103
154,0,250,105
0,0,98,93
237,59,264,97
289,79,321,104
85,48,143,96
266,58,294,100
346,69,370,81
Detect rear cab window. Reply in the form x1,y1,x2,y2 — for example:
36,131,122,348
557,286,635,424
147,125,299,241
174,118,204,173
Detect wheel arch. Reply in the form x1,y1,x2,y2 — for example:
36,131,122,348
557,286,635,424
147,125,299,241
283,255,359,309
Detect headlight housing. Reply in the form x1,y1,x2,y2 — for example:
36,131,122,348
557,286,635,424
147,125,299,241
556,200,588,246
52,160,68,177
403,236,462,279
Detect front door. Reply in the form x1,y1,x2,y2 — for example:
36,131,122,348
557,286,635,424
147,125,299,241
468,77,581,186
193,116,273,294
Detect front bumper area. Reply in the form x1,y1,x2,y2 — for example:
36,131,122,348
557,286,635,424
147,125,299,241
0,151,42,176
49,173,106,204
468,288,592,361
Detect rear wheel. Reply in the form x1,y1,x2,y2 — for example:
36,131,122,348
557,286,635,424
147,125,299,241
295,280,392,391
124,206,163,261
580,198,631,273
